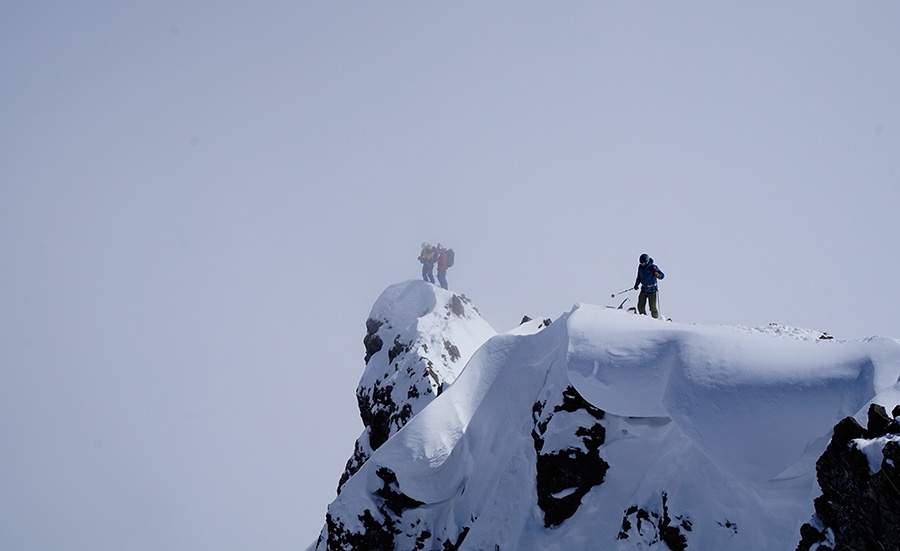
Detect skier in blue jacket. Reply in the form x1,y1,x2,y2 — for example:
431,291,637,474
633,253,665,319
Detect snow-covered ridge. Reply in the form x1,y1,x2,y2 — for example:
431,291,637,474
566,304,900,482
314,281,900,551
337,281,495,491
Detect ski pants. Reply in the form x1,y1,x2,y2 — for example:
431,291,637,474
437,271,448,290
422,263,435,284
638,291,659,319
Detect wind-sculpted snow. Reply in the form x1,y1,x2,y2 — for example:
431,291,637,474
314,284,900,551
566,305,900,482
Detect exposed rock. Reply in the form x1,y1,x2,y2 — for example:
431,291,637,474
450,294,465,316
323,508,397,551
796,522,828,551
518,315,553,328
324,468,422,551
364,318,384,364
797,403,900,551
375,467,424,516
865,403,900,437
443,340,461,362
388,335,411,365
532,386,609,527
617,493,692,551
337,439,369,491
322,465,471,551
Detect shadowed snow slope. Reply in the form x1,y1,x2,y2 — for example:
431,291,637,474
314,283,900,551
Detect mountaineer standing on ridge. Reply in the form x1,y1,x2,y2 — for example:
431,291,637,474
418,242,436,284
633,253,665,319
435,244,454,290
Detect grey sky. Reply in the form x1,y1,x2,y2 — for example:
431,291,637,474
2,2,898,549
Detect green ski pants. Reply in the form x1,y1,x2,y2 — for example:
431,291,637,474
638,291,659,319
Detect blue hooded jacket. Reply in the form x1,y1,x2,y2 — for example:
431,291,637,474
635,257,664,293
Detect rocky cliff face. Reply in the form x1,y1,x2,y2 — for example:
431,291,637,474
797,403,900,551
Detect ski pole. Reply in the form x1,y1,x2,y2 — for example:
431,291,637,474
611,288,634,299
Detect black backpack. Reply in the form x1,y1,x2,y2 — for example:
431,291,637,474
446,248,455,268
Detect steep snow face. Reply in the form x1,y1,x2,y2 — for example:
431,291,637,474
338,281,496,490
315,286,900,551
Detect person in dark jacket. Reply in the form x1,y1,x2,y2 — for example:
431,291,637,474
436,244,449,290
633,253,665,318
419,242,436,284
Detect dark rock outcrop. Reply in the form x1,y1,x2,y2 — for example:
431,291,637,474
322,467,422,551
320,465,472,551
532,385,609,527
364,318,384,364
617,492,692,551
796,403,900,551
450,294,466,316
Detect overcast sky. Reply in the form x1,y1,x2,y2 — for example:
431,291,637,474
2,2,898,550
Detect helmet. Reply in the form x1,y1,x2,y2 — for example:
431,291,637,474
422,242,430,249
639,253,650,265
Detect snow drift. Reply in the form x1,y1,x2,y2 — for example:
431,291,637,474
313,280,900,551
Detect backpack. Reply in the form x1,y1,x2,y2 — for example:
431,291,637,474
445,248,455,268
419,246,435,264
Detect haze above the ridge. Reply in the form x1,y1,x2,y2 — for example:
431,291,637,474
2,3,898,549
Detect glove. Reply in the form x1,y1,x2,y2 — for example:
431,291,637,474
633,284,639,291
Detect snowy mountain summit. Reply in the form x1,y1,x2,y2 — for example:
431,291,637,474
313,280,900,551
